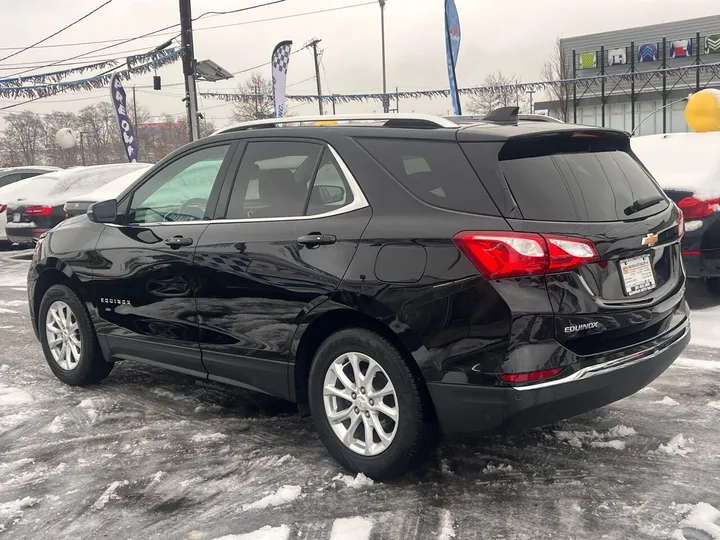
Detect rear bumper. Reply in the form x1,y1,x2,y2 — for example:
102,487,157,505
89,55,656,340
5,226,47,244
428,316,690,436
682,249,720,279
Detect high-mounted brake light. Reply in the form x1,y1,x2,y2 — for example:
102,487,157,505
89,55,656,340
498,367,565,384
24,205,53,216
453,231,599,280
677,196,719,219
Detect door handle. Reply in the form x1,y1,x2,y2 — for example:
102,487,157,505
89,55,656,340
297,233,336,247
164,236,193,249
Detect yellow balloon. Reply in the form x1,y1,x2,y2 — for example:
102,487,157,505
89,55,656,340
685,89,720,132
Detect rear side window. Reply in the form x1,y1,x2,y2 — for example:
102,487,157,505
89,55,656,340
493,134,668,222
357,139,499,215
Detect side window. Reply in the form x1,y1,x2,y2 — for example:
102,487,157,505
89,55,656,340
19,172,42,180
128,144,229,224
0,174,21,189
226,141,322,219
306,150,355,216
357,138,499,215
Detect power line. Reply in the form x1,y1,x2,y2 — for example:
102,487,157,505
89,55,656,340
0,2,375,53
0,0,114,63
0,44,167,69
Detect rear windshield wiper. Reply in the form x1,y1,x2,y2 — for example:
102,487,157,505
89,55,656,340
624,196,665,216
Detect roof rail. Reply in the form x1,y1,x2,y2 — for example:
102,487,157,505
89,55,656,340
212,113,459,135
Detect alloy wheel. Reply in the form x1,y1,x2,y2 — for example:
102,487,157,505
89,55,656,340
45,301,82,370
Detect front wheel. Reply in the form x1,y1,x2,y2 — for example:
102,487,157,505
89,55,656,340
308,328,437,479
38,284,113,386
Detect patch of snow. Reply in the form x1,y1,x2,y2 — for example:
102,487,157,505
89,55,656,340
242,485,301,512
440,458,454,475
0,300,26,308
0,384,33,406
607,425,636,438
439,509,456,539
191,432,228,443
93,480,127,510
329,516,374,540
78,398,95,408
332,473,375,489
708,401,720,411
638,386,660,394
0,307,17,314
0,458,34,470
0,271,28,288
11,288,25,292
671,502,697,516
673,358,720,372
590,440,626,450
47,416,64,433
655,434,694,457
688,305,720,349
0,326,13,329
568,436,583,448
483,463,514,474
674,502,720,540
0,496,39,530
0,364,9,371
655,396,680,406
211,525,291,540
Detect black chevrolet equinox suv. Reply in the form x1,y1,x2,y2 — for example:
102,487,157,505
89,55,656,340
28,109,690,478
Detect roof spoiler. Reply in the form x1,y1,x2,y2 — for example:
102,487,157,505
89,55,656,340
481,106,519,125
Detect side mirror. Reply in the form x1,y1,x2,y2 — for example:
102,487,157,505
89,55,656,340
87,199,118,223
319,185,345,205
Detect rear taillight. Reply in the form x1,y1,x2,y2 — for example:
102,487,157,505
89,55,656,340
499,367,565,384
453,231,599,280
0,205,6,213
677,196,719,219
677,208,685,238
24,205,53,216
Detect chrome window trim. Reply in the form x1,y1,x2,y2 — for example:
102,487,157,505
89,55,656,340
112,143,369,228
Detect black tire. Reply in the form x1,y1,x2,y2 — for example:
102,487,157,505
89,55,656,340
308,328,438,480
707,278,720,297
38,284,113,386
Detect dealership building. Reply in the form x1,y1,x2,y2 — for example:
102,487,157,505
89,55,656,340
535,14,720,135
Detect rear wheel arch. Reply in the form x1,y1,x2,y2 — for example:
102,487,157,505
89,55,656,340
293,308,431,413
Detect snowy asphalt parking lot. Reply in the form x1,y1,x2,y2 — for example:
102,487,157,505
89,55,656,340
1,249,719,540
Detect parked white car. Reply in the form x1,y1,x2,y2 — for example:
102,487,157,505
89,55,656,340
0,166,60,244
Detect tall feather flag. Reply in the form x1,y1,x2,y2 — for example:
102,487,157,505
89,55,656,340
109,73,138,162
444,0,462,115
271,40,293,118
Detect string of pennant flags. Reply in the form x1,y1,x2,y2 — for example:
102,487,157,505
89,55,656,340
202,60,720,105
0,47,182,99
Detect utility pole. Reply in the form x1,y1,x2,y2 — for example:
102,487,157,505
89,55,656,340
309,39,324,115
179,0,200,142
526,89,535,114
379,0,388,112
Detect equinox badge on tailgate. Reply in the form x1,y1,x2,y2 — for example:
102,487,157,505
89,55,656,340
565,321,600,333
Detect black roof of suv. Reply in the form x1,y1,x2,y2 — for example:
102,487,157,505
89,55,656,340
28,108,688,479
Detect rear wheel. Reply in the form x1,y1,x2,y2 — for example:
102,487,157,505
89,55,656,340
38,284,113,386
308,328,437,479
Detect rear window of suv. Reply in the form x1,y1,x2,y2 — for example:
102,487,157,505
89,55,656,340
492,132,668,222
357,138,499,215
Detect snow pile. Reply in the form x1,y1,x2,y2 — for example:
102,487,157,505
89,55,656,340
191,432,228,444
0,384,33,406
689,306,720,349
555,425,636,448
590,440,626,450
438,509,456,539
708,401,720,411
332,473,375,489
329,517,374,540
212,525,291,540
67,166,150,203
242,485,301,512
655,396,680,406
673,502,720,540
3,163,151,208
0,496,39,532
655,434,694,457
93,480,128,510
47,416,65,433
631,132,720,195
483,463,514,474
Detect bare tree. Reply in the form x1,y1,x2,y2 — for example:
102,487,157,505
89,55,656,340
231,72,274,122
540,37,572,122
77,103,125,164
467,71,527,115
0,111,45,165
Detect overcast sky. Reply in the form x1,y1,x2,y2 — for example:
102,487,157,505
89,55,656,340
1,0,719,128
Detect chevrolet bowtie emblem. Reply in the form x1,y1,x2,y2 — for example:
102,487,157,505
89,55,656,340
642,233,658,247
